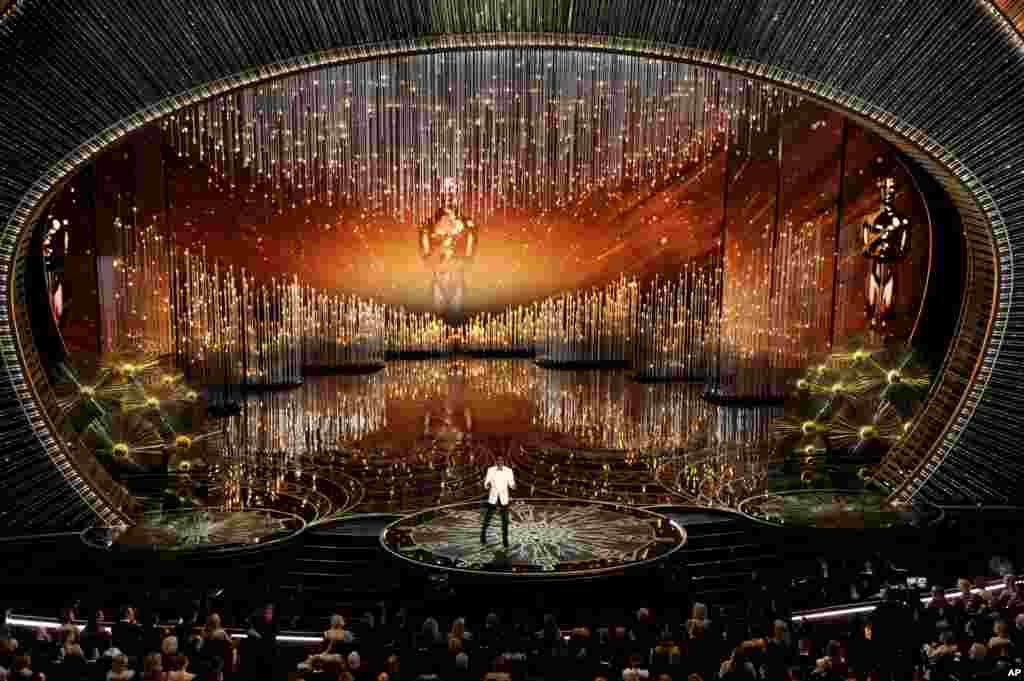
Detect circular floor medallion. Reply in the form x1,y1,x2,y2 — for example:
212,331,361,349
380,498,685,577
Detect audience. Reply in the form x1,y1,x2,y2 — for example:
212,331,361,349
3,569,1024,681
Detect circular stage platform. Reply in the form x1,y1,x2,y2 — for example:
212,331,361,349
380,498,685,578
81,507,305,552
737,489,944,530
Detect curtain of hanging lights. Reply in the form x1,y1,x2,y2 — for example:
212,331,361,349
534,275,641,364
99,48,852,401
164,49,791,224
110,212,175,355
111,216,833,396
302,288,387,369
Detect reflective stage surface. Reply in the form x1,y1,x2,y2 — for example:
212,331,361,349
380,498,686,576
83,507,305,551
738,490,944,530
212,359,782,518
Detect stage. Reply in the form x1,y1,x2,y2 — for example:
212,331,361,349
380,498,686,578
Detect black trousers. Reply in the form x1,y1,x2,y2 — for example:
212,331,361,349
481,501,510,546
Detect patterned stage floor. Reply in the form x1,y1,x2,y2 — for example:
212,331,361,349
380,498,686,577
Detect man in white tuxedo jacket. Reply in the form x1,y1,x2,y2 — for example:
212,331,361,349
481,454,515,548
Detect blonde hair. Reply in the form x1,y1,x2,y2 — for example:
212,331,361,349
330,614,345,629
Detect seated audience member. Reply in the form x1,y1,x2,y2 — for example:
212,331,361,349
11,655,43,681
0,609,12,643
196,627,230,680
718,643,758,681
650,639,673,673
140,653,162,681
59,644,89,681
59,620,80,656
325,615,355,647
824,640,848,677
1013,613,1024,648
988,641,1017,680
107,653,136,681
450,652,471,681
924,630,958,681
302,656,335,681
535,614,561,653
112,608,143,662
382,654,400,681
622,654,650,680
413,618,446,675
567,626,593,669
347,652,362,678
686,604,711,635
236,618,264,681
0,639,17,675
448,617,472,650
685,619,715,681
995,575,1024,614
989,620,1012,650
141,613,164,662
807,654,844,681
926,586,953,611
254,603,277,647
960,642,995,680
634,609,656,651
175,608,200,657
926,630,959,659
478,613,502,652
762,620,793,678
81,610,111,660
160,636,179,673
165,656,194,681
956,579,984,614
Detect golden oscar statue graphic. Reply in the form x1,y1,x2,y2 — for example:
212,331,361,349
419,204,478,323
